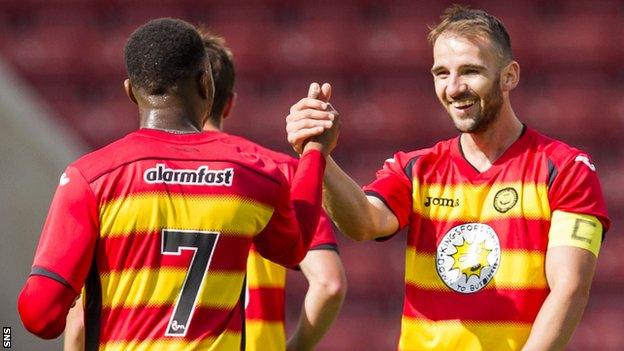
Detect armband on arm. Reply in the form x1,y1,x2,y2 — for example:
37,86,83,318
548,210,603,257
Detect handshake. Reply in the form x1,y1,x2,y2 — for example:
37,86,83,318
286,82,340,157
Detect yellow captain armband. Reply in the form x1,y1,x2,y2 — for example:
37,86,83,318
548,210,603,257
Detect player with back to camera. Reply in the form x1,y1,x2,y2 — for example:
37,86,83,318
286,5,610,351
18,18,338,350
62,29,347,351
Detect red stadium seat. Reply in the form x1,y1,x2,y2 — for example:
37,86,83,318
532,15,620,67
516,86,617,147
570,291,624,350
5,24,99,84
204,19,273,77
355,16,432,72
593,225,624,288
271,19,357,73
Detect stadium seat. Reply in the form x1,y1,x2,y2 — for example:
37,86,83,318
271,19,356,73
355,16,432,72
204,19,273,77
532,15,620,68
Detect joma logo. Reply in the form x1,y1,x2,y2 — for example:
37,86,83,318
424,196,459,207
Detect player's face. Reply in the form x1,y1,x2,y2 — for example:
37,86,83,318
431,33,504,133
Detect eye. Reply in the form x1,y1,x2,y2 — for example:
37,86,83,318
463,68,481,75
433,70,449,79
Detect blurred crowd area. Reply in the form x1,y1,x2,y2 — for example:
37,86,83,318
1,0,622,349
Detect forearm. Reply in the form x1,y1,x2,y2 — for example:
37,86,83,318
288,285,344,351
288,250,346,351
64,296,85,351
522,287,590,351
523,246,597,351
322,157,382,241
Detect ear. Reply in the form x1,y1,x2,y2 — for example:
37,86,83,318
500,61,520,92
222,92,237,119
124,79,138,105
197,70,214,101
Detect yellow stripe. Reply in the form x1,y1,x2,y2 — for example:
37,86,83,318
399,316,531,351
548,210,602,257
413,182,551,222
246,251,286,289
101,332,240,351
405,248,547,290
100,193,274,238
245,320,286,351
101,268,244,309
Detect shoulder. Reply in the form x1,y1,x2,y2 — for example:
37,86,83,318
220,134,298,178
70,132,144,182
527,128,595,170
389,137,455,174
222,134,296,164
214,134,293,185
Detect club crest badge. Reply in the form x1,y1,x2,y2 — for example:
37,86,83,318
436,223,501,294
493,187,518,213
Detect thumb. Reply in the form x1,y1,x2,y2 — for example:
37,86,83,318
307,82,320,99
318,83,332,103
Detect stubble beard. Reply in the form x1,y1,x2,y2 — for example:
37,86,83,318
450,77,503,134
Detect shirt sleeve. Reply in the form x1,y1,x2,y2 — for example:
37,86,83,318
548,153,611,234
309,211,338,251
284,157,337,251
30,166,100,293
253,150,325,267
362,152,414,232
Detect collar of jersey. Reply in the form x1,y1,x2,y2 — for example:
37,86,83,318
135,128,228,144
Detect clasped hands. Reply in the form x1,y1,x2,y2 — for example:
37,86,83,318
286,82,340,156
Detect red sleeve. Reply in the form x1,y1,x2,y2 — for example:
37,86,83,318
18,166,99,338
549,153,611,231
18,276,77,339
280,156,337,250
309,212,337,250
362,152,414,231
253,150,326,267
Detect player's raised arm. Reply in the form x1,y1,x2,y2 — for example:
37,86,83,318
253,84,340,266
286,83,399,241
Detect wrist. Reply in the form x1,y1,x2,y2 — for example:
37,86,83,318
302,141,329,157
301,141,329,158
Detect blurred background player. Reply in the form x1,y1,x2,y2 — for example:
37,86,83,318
286,5,610,351
200,31,346,351
63,29,347,351
18,18,337,350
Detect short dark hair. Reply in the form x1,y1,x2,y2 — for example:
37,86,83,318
428,5,512,65
198,29,236,121
124,18,206,95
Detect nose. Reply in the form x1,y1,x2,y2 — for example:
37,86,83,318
446,74,467,99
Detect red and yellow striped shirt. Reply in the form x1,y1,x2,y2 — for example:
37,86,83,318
364,127,610,351
31,129,323,350
218,135,337,351
245,214,336,351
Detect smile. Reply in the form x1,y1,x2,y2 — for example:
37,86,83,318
449,99,477,109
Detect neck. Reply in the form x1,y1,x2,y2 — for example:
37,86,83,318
202,116,223,132
460,102,523,172
137,95,205,133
